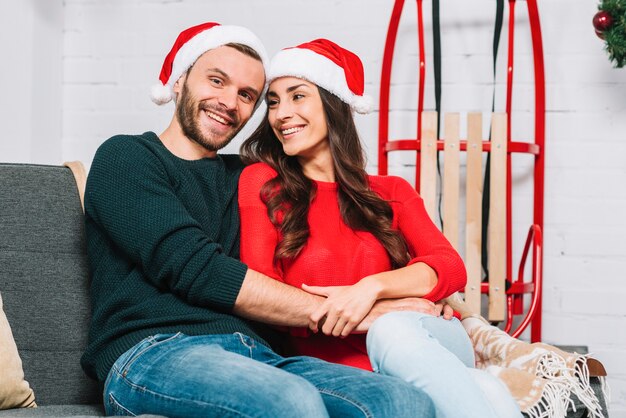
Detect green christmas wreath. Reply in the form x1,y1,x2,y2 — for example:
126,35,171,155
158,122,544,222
594,0,626,67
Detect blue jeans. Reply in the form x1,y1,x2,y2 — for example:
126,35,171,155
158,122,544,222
104,332,435,417
367,312,522,418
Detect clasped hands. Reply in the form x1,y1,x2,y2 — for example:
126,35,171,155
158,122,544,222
302,281,454,338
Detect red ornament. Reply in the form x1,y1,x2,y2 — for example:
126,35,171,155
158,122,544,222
593,11,614,38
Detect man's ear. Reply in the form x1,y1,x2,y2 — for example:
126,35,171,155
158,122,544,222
172,73,187,97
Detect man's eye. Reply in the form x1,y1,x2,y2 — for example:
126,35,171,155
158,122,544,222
210,78,223,85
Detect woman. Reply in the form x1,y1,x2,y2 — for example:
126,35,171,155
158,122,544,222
239,38,521,418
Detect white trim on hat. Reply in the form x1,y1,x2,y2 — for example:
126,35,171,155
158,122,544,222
268,48,374,114
152,25,269,105
269,48,352,104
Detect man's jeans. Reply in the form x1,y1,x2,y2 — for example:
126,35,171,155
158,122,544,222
104,332,435,418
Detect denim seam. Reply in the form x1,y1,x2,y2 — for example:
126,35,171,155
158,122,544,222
121,332,183,375
110,339,152,376
317,388,372,418
112,372,255,418
108,393,137,417
234,332,255,357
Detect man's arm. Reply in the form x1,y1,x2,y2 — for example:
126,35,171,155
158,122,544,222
234,269,454,330
87,138,253,311
233,269,324,327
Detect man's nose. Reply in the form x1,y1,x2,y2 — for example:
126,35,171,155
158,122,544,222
217,87,238,110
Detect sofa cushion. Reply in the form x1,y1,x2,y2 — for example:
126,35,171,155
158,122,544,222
0,404,103,417
0,164,100,406
0,292,36,410
0,404,167,418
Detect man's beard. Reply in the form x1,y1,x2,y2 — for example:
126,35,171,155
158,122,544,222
176,80,243,152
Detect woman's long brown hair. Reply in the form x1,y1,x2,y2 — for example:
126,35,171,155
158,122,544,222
240,86,410,268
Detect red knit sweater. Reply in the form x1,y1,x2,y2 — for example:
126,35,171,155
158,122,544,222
238,162,466,370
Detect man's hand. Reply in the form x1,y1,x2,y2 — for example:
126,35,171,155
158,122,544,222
352,297,455,334
435,301,455,320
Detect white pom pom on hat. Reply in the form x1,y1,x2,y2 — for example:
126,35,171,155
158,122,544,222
268,39,374,114
351,95,375,115
150,22,269,105
150,83,173,106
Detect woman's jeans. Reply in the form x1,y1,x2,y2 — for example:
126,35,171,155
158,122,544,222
367,311,522,418
104,332,435,418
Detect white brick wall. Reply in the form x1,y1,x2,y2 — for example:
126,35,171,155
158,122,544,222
0,0,63,163
3,0,626,415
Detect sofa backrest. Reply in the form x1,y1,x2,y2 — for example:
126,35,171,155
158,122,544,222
0,163,100,405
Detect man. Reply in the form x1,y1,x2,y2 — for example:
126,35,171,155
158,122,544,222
81,22,436,417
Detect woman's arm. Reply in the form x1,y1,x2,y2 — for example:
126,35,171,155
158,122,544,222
358,176,466,301
391,176,467,301
303,176,465,336
303,281,453,336
359,262,438,299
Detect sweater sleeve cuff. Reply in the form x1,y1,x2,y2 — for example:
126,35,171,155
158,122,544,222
209,257,249,311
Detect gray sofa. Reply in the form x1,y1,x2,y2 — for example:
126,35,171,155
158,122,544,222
0,163,104,417
0,163,166,418
0,162,609,417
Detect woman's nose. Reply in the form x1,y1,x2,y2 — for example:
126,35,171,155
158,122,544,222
274,102,293,120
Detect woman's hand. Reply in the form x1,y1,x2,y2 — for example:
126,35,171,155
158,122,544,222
302,280,381,338
302,279,456,337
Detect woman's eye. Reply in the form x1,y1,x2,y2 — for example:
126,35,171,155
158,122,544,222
293,93,305,100
266,98,278,107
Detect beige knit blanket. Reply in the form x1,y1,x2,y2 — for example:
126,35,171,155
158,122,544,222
461,315,609,418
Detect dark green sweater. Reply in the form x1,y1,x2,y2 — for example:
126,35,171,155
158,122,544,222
81,132,266,381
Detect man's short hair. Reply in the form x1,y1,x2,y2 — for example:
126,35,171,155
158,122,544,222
225,42,263,62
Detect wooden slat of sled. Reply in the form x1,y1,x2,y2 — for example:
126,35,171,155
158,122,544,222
442,113,460,250
488,113,507,321
420,111,438,220
464,113,483,316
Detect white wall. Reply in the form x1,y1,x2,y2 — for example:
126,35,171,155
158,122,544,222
2,0,626,415
0,0,63,163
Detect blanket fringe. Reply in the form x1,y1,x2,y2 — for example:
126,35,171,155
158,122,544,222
536,351,569,379
523,378,570,418
532,352,606,418
462,317,609,418
569,356,605,418
600,376,611,405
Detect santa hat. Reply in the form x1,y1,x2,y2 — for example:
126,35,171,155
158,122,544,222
151,22,269,105
268,39,374,114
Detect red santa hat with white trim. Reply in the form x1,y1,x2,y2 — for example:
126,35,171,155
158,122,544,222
268,39,374,114
151,22,269,105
